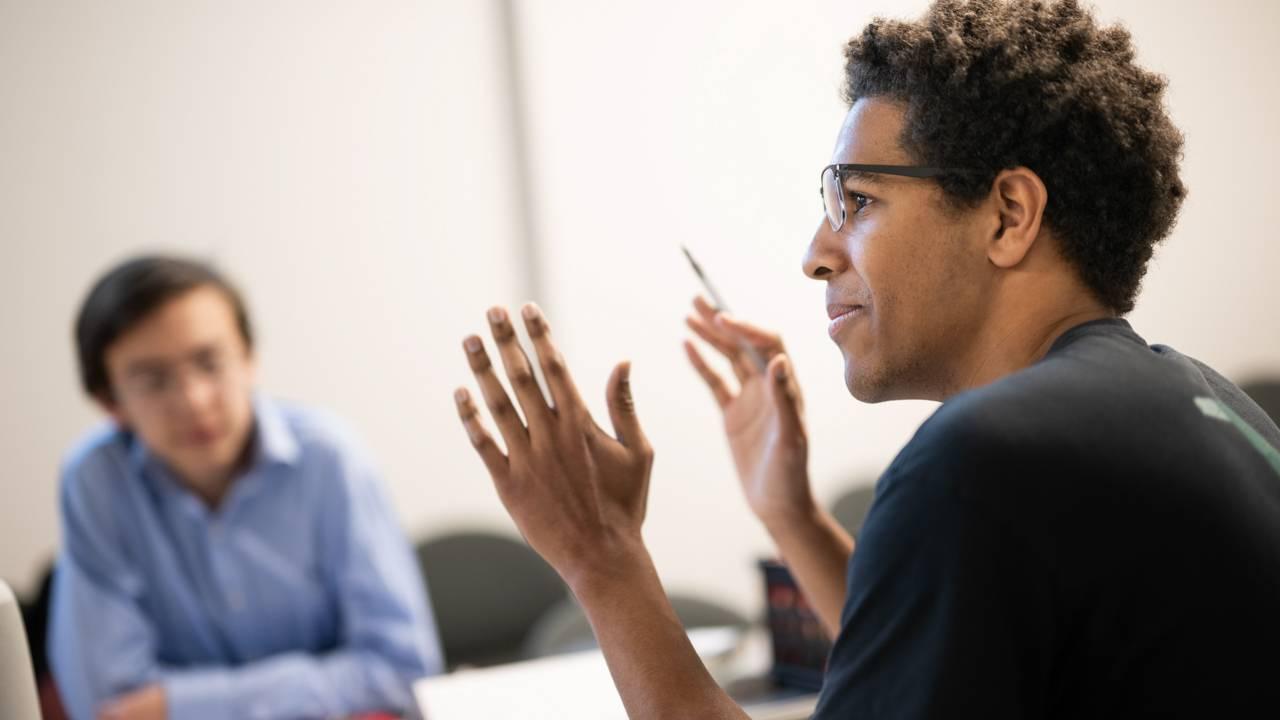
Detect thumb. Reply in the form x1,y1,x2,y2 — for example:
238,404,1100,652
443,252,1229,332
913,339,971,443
606,361,648,449
765,354,804,440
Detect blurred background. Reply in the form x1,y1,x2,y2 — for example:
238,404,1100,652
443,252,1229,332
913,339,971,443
2,0,1278,630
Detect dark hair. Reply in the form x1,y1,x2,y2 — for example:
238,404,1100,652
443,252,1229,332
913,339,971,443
843,0,1187,313
74,255,254,399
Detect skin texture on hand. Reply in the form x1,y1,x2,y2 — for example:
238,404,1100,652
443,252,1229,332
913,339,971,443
97,684,165,720
683,296,854,637
683,295,814,525
454,303,654,584
454,303,750,719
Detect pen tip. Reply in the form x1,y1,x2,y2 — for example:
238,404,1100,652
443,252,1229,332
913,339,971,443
681,245,700,272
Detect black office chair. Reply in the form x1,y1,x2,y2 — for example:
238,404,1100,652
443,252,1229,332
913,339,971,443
829,481,877,539
1240,378,1280,427
17,562,66,720
415,531,568,670
523,592,749,658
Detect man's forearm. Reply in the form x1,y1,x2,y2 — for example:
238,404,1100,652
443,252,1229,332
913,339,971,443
160,646,415,720
763,505,855,638
569,541,750,720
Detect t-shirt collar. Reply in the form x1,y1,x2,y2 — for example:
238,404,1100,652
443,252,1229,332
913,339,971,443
1047,316,1145,355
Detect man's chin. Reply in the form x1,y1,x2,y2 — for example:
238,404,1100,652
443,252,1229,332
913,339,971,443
847,380,888,404
844,361,882,403
844,354,906,404
845,356,943,403
168,449,240,485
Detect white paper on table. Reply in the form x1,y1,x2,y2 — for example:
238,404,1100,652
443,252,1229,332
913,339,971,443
413,627,745,720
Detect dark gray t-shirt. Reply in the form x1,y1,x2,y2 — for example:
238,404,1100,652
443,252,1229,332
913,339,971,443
813,318,1280,719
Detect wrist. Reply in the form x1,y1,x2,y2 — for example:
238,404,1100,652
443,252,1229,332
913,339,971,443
560,530,654,599
756,490,820,534
759,497,827,542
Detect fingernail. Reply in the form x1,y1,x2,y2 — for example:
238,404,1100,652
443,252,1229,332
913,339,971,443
522,304,539,321
488,307,506,323
774,361,788,381
454,388,468,404
465,337,482,353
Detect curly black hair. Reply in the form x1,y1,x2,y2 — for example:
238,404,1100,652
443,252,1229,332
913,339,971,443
844,0,1186,313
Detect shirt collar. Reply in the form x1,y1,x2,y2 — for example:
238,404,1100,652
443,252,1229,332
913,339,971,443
1047,316,1144,355
252,394,301,469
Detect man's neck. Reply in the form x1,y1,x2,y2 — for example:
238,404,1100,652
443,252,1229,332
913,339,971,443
175,427,257,511
183,473,236,510
942,296,1115,400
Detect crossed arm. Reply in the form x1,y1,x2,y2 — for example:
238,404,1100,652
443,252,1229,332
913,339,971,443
452,299,854,718
50,458,437,720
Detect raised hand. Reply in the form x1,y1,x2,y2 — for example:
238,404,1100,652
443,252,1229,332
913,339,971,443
683,296,814,527
454,304,655,586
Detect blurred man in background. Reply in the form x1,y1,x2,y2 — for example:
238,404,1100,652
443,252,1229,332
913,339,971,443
49,255,441,720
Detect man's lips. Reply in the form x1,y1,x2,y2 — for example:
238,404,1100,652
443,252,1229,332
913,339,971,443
827,303,866,339
827,303,864,320
186,428,222,446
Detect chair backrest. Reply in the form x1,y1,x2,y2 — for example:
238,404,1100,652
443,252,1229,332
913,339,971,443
0,579,41,720
523,593,749,658
829,482,877,539
415,531,568,669
1241,378,1280,428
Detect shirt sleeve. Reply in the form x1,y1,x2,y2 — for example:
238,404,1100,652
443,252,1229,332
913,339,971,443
163,450,445,720
811,437,1057,719
49,443,444,720
48,459,166,720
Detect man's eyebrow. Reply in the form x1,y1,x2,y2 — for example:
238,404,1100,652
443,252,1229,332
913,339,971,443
124,359,168,377
841,169,887,188
186,343,221,361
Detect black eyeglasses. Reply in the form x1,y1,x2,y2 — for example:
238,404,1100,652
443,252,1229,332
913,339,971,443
820,163,980,231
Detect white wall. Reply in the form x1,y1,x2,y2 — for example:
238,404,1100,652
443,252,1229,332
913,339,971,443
2,0,1278,628
0,0,528,593
511,0,1280,617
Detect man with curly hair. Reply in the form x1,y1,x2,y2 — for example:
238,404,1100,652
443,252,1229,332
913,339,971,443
452,0,1280,717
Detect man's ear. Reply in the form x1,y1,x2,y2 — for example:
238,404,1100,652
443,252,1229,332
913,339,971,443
244,347,259,388
986,167,1048,269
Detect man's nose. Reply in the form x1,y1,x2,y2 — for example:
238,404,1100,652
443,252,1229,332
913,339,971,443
803,217,847,280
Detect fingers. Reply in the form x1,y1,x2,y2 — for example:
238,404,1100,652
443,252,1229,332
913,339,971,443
716,312,785,356
685,314,753,383
764,354,805,440
683,339,733,409
692,293,722,322
462,334,530,454
689,295,779,376
693,294,784,359
487,306,554,433
606,361,650,451
520,303,587,417
454,387,510,480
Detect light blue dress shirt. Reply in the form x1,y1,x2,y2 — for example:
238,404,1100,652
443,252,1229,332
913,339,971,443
48,396,442,720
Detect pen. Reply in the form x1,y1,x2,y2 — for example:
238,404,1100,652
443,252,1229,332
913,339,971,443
682,246,769,372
